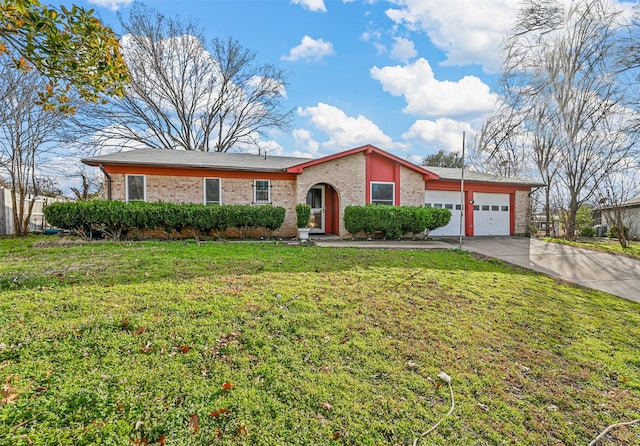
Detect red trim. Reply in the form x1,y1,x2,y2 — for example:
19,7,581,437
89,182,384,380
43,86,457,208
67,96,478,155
325,186,339,235
394,165,401,205
286,144,433,177
426,179,531,193
365,153,372,203
466,191,474,236
423,172,440,181
427,180,529,236
102,165,296,181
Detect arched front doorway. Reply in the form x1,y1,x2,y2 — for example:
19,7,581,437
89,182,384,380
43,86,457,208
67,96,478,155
306,183,340,235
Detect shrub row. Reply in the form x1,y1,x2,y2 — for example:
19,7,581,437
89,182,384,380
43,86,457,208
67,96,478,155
343,205,451,239
44,200,286,240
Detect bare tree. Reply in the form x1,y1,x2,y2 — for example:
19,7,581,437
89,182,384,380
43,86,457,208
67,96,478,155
472,103,528,177
70,167,103,200
498,0,639,239
595,164,640,247
619,4,640,138
79,3,292,153
0,56,69,235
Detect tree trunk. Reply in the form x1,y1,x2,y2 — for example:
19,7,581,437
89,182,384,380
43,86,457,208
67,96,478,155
10,189,36,236
565,194,578,240
545,186,552,237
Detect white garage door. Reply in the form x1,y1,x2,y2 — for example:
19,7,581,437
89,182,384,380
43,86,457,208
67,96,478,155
473,192,510,236
425,190,463,236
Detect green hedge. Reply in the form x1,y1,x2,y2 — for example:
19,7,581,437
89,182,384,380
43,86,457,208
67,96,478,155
44,200,286,240
343,205,451,239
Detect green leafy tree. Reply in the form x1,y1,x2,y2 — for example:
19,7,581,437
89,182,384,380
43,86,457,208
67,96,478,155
0,0,129,113
575,205,595,237
422,150,463,168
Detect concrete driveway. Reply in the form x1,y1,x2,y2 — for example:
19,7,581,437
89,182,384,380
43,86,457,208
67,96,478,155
442,237,640,302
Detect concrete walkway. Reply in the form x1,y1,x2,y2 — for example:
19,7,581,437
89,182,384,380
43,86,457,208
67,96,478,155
311,238,451,249
313,236,640,302
443,237,640,302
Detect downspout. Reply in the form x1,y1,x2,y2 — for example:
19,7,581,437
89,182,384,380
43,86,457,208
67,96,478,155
99,164,112,200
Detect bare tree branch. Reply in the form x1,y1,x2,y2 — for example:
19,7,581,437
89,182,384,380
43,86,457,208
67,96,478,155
77,3,293,153
0,54,70,235
497,0,640,239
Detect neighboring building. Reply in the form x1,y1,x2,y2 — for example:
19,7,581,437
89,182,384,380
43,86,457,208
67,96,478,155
598,197,640,240
0,186,67,235
82,144,543,238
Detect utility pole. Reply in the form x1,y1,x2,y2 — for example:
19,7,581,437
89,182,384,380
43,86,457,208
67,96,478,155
459,132,465,249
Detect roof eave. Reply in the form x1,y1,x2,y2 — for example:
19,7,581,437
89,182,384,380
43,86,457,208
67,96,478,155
427,177,545,187
81,158,289,173
287,144,432,176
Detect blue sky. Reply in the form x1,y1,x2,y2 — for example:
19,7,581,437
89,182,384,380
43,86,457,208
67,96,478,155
60,0,635,166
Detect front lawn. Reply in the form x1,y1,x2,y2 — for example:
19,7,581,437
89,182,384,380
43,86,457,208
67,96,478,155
542,237,640,260
1,236,639,445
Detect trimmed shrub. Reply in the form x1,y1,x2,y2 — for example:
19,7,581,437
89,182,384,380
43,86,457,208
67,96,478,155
44,200,286,241
44,201,92,238
258,205,287,238
343,205,451,239
579,226,596,238
295,204,311,228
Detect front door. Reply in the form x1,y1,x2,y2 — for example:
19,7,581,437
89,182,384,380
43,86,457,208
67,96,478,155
306,185,325,233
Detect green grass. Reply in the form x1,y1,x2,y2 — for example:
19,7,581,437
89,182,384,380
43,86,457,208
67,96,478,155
1,235,639,445
541,237,640,260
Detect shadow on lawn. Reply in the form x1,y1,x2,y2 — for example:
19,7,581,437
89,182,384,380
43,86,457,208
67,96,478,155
0,238,534,291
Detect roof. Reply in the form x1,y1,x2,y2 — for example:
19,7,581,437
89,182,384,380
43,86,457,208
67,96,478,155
82,149,308,173
623,196,640,207
285,144,433,177
600,196,640,210
82,146,544,187
425,166,545,187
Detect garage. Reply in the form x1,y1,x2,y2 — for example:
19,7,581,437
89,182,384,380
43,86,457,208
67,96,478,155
425,190,463,236
473,192,510,236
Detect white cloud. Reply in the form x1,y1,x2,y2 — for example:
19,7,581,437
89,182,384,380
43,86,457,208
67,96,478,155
86,0,133,11
385,0,518,73
281,36,334,62
390,37,416,63
297,103,395,151
370,58,497,119
291,0,327,12
292,128,320,156
403,118,474,153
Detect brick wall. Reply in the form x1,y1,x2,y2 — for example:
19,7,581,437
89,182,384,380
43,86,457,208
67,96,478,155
399,166,426,206
106,173,298,237
296,152,366,236
514,190,531,235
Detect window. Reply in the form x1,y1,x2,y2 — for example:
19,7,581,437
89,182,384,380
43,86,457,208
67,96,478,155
482,205,490,211
425,203,432,207
473,205,479,211
434,203,443,208
501,205,509,212
254,180,271,203
371,182,394,205
204,178,221,205
126,175,145,202
455,204,462,210
492,205,499,211
445,204,453,210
